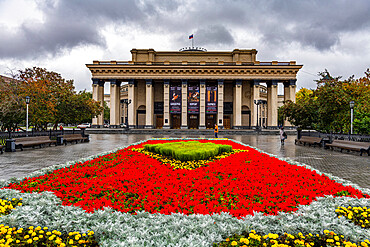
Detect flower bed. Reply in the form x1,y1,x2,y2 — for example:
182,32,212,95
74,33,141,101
0,138,369,246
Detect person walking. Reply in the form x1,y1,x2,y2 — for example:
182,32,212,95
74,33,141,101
279,126,287,145
214,124,219,138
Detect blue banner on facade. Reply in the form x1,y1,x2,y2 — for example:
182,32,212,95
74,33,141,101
187,86,200,113
206,86,217,113
170,86,182,113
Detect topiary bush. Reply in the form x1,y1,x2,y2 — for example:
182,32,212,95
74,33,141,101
144,141,232,161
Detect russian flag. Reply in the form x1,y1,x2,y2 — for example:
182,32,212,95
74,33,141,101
189,34,193,39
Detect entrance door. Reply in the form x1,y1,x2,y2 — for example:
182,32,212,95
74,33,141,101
223,116,231,129
188,114,199,129
156,115,163,129
206,114,216,129
171,114,181,129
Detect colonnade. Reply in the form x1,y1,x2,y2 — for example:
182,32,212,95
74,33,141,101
91,78,296,129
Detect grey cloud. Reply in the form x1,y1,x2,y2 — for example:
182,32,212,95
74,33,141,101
165,0,370,51
0,0,181,59
1,0,370,59
260,0,370,50
193,25,235,46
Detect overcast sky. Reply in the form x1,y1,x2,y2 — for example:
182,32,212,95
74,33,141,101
1,0,369,94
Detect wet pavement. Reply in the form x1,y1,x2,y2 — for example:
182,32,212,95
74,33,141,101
0,134,369,189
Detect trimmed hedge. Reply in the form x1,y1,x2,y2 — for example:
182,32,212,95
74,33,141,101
144,141,232,161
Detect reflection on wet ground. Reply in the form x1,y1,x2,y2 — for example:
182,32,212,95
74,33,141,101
0,134,369,189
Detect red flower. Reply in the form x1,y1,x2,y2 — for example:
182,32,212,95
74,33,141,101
4,139,368,218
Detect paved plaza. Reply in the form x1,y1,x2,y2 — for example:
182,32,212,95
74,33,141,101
0,133,369,189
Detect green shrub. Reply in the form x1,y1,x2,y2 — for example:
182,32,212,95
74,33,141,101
144,141,232,161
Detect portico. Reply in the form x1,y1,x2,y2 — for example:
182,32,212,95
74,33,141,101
87,48,302,129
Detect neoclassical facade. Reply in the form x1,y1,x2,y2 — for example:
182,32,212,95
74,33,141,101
86,48,302,129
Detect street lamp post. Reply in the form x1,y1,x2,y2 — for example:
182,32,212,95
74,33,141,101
122,99,131,130
254,100,260,131
350,100,355,135
25,96,30,136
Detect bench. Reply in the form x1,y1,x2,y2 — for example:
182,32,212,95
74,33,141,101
325,140,370,156
60,134,89,145
295,136,324,147
15,136,57,151
0,145,3,154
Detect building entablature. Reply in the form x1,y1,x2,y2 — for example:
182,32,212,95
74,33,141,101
86,64,302,81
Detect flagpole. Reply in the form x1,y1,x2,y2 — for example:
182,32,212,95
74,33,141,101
192,37,194,48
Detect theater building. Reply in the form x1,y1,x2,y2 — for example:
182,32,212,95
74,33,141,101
86,48,302,129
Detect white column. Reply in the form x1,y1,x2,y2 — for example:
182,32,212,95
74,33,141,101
267,80,278,128
283,79,297,126
250,80,260,128
92,79,99,126
233,80,242,128
145,79,154,128
109,79,121,127
217,79,224,129
97,81,105,126
288,79,297,103
128,79,136,128
199,79,206,129
163,79,170,129
181,79,188,129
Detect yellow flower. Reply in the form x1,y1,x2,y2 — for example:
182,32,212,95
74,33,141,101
231,241,238,246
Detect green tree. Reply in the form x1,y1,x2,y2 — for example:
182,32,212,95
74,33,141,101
103,101,110,123
281,69,370,134
279,88,317,129
73,91,103,124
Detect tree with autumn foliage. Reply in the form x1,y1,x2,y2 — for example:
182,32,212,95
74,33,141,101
0,67,103,131
280,69,370,134
0,74,27,131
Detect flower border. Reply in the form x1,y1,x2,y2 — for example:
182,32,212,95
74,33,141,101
0,138,369,246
